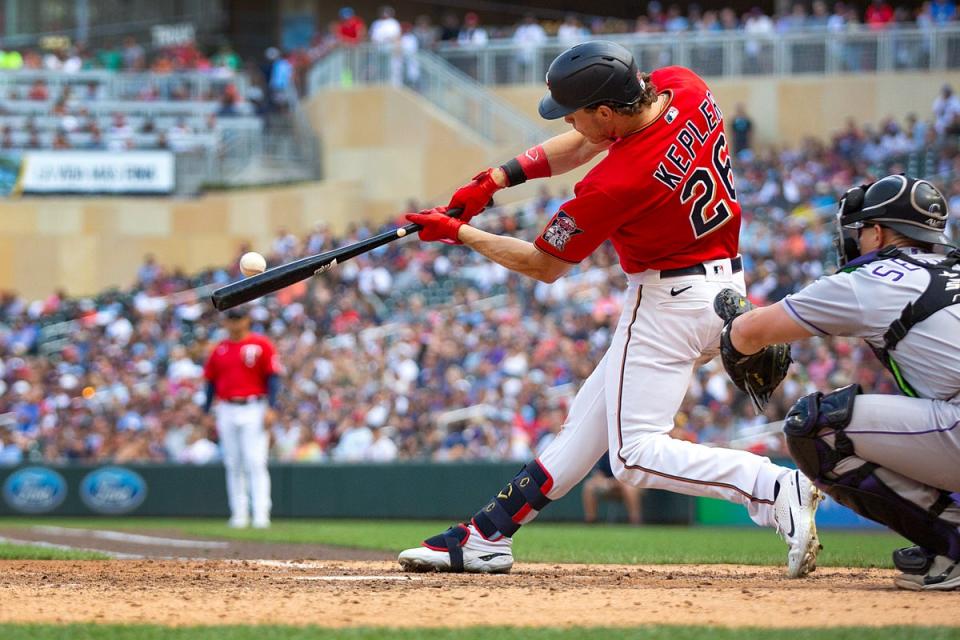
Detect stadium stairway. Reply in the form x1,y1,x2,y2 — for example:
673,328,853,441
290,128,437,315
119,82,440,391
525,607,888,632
304,47,577,220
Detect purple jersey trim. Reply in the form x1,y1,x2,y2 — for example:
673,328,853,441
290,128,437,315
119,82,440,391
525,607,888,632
783,297,831,336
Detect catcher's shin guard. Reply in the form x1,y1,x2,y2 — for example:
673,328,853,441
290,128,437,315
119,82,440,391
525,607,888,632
471,459,554,539
785,386,960,560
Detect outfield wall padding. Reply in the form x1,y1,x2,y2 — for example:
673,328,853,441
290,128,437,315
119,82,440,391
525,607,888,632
0,463,694,524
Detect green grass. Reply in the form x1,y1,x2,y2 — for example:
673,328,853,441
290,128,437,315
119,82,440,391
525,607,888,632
0,542,109,560
0,517,906,568
0,626,956,640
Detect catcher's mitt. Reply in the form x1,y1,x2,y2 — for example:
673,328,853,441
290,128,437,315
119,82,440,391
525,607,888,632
714,288,792,413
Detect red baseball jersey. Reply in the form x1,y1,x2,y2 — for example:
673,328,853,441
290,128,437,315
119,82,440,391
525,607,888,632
534,66,740,273
203,333,279,399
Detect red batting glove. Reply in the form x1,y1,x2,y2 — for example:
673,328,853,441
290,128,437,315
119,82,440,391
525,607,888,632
405,207,466,245
448,169,502,224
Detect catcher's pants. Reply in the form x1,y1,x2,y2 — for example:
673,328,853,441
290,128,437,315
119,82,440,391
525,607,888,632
844,395,960,494
537,258,785,527
215,401,272,524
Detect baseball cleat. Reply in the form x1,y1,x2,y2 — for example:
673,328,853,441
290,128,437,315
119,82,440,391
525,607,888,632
894,553,960,591
773,470,823,578
398,523,513,574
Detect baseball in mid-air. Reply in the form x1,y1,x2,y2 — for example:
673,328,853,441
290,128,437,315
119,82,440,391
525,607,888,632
239,251,267,277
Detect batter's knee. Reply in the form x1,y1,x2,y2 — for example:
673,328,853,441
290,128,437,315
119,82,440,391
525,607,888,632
606,452,633,485
783,383,860,482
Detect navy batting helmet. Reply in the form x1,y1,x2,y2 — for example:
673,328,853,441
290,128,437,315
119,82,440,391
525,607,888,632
538,41,644,120
835,174,953,265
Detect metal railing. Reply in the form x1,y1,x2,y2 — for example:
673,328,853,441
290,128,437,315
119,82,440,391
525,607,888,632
435,25,960,84
0,70,249,103
307,46,548,147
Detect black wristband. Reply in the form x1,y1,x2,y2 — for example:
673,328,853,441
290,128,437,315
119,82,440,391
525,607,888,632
499,158,526,187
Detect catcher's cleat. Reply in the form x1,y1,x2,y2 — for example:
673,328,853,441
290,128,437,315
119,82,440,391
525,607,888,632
398,523,513,574
894,554,960,591
773,470,823,578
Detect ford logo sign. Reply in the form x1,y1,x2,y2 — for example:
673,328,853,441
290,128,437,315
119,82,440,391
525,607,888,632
80,467,147,514
2,467,67,513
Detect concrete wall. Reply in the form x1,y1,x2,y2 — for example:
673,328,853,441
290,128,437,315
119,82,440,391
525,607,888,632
303,85,594,215
304,86,502,219
493,71,960,147
0,181,362,300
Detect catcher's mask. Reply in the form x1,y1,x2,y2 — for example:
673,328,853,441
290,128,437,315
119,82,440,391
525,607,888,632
834,174,953,267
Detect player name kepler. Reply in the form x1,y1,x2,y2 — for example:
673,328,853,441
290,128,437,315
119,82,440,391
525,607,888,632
652,91,725,191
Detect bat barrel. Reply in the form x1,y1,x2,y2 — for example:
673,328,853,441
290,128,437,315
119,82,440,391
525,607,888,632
210,218,435,311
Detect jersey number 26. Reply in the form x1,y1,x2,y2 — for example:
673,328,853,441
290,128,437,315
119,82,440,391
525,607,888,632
681,133,737,239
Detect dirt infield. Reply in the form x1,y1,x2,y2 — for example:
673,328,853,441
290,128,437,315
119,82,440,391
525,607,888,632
0,558,953,629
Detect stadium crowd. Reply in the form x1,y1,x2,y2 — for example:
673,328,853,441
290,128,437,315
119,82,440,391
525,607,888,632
320,1,958,49
0,102,958,466
1,0,957,151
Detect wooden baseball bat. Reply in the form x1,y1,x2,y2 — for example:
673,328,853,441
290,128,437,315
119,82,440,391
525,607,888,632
210,208,462,311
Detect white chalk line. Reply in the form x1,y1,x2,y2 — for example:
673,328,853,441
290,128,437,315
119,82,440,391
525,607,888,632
32,526,230,549
247,559,328,570
0,535,144,559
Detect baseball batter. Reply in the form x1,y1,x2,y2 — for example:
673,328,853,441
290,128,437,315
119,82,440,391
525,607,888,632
398,41,822,577
720,175,960,591
203,306,280,529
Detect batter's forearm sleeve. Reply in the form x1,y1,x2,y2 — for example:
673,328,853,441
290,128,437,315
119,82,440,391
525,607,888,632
203,381,215,414
500,145,550,186
266,374,280,409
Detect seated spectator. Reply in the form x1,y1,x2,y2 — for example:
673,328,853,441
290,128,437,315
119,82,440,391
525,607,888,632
106,113,133,151
582,456,643,525
218,84,241,116
0,126,13,149
934,84,960,135
27,80,48,101
52,130,71,150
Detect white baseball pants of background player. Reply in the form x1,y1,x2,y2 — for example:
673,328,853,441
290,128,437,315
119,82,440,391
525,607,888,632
534,257,787,527
215,401,272,527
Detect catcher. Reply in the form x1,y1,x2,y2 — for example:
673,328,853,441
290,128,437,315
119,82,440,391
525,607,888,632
716,174,960,591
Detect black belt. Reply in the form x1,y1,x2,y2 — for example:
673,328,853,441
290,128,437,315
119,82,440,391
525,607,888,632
660,256,742,279
224,396,265,405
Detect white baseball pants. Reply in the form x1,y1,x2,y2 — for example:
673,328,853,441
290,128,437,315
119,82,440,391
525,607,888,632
215,401,271,525
537,258,786,527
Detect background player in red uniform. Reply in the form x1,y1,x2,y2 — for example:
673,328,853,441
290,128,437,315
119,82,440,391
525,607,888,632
204,306,280,529
398,41,822,576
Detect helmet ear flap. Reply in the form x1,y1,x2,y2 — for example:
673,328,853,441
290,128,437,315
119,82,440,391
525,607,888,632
840,185,867,216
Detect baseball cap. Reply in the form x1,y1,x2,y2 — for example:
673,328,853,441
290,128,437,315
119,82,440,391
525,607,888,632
225,306,248,319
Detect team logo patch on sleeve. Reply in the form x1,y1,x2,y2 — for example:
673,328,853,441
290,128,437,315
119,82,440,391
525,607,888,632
541,211,583,251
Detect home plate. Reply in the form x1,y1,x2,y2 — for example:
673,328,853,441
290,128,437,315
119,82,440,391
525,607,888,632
292,575,421,582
